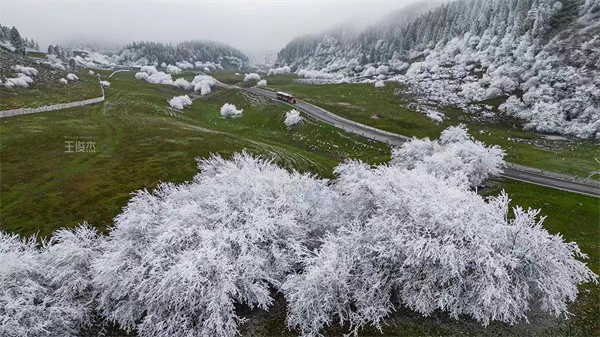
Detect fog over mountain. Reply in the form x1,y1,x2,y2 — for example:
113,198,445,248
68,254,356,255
0,0,437,52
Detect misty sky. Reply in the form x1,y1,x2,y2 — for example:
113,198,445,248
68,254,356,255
1,0,434,53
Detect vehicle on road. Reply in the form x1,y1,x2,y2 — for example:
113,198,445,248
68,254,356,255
276,91,296,103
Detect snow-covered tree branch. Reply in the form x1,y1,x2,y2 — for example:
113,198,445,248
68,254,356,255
391,125,505,188
0,153,595,337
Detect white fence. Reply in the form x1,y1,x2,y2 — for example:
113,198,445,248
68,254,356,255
0,79,105,118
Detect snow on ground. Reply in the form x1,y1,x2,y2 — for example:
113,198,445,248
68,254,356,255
43,55,65,70
100,80,110,87
66,73,79,81
13,65,38,76
4,74,33,88
0,40,15,52
59,78,68,84
3,65,37,88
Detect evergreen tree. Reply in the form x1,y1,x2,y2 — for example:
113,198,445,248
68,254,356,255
10,26,24,54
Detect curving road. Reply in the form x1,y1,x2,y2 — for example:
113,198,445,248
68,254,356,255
244,86,600,198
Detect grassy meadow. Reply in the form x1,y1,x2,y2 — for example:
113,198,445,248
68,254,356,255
0,70,389,237
0,66,598,337
238,73,599,179
0,52,103,110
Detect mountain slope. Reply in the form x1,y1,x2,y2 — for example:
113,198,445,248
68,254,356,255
115,40,249,70
276,0,600,139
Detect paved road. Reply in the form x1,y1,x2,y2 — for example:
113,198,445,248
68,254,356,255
245,87,600,198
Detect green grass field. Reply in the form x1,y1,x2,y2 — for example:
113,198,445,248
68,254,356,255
1,66,598,337
0,70,388,237
0,67,102,110
263,80,599,179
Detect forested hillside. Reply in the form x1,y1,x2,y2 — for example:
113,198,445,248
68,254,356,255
114,40,249,70
277,2,439,69
0,23,39,54
276,0,600,139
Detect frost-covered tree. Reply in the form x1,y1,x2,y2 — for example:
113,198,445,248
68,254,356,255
0,152,595,337
244,73,261,82
284,109,303,128
9,26,24,54
92,153,335,337
168,95,193,110
115,40,248,70
390,125,505,187
283,162,598,336
220,103,243,118
268,66,291,76
0,225,103,337
165,64,182,75
192,74,217,95
276,0,600,139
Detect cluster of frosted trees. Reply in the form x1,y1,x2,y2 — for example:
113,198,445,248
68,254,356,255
3,65,37,88
1,127,596,337
243,72,261,82
396,0,600,139
276,0,600,139
135,66,217,96
0,24,39,54
390,125,505,187
114,40,248,70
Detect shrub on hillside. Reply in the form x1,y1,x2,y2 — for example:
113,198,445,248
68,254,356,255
0,225,103,337
0,150,595,337
92,153,334,337
284,109,303,128
390,125,505,187
168,95,192,110
244,73,261,82
220,103,243,118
